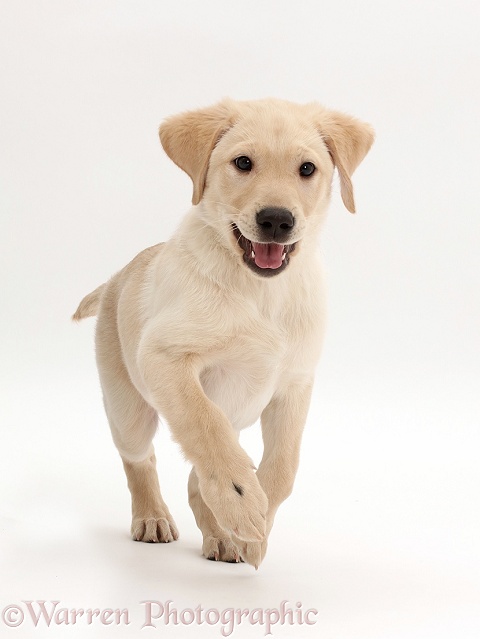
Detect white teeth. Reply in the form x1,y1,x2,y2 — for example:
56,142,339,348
282,253,286,262
251,250,255,258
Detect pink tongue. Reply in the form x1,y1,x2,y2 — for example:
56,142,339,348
252,242,284,269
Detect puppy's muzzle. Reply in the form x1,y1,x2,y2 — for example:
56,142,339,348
233,206,297,277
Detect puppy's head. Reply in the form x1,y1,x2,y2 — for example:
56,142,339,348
160,99,374,278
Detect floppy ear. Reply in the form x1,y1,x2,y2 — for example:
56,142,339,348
159,101,235,205
317,110,375,213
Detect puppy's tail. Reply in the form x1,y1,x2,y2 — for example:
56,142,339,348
72,283,106,322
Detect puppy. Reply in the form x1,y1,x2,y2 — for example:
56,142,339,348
73,98,374,568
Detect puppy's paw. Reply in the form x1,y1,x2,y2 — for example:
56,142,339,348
198,469,268,543
231,535,268,569
131,514,179,543
203,535,241,563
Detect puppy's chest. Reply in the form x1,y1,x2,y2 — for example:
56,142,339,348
199,328,287,431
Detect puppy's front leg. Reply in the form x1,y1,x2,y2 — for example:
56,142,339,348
139,350,268,543
232,380,314,566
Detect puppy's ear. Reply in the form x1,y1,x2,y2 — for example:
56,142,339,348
159,101,235,205
317,110,374,213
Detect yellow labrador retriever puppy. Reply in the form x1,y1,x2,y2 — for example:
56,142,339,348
73,98,374,568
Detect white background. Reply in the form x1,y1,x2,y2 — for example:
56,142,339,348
1,1,479,637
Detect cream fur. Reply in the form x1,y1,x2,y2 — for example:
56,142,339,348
73,98,374,568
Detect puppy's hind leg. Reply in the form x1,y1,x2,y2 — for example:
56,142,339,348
122,450,179,543
97,334,178,543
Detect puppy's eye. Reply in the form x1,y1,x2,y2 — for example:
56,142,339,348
234,156,253,172
299,162,316,177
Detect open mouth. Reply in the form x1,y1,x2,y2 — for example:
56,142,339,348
232,225,296,277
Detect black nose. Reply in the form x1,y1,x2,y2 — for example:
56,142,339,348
256,207,295,242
